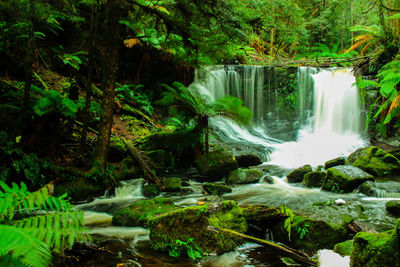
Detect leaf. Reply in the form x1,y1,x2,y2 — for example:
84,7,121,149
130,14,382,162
123,38,142,48
388,13,400,20
380,83,395,98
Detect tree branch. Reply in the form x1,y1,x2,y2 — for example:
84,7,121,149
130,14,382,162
379,0,400,11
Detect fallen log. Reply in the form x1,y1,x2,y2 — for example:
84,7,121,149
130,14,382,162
123,140,165,190
207,226,317,266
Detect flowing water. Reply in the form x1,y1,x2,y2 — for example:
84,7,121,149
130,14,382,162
75,66,400,267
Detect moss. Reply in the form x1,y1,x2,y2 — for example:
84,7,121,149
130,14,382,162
195,149,238,179
146,150,174,173
334,240,353,256
226,168,262,184
242,205,285,230
142,184,160,198
112,198,177,227
347,146,400,177
286,165,312,183
321,166,374,193
324,157,345,169
120,157,144,180
203,183,232,195
386,200,400,216
162,177,182,192
120,115,151,137
107,137,128,163
149,200,248,254
302,171,325,188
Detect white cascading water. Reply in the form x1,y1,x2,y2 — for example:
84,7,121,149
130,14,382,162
190,66,366,168
269,68,366,168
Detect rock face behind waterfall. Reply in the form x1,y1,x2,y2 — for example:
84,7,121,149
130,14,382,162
346,146,400,177
321,165,374,193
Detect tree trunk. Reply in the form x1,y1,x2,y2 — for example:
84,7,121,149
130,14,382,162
92,0,121,170
80,0,97,151
394,0,400,37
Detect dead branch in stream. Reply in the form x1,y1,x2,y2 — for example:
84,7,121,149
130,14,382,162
207,226,317,266
123,140,165,190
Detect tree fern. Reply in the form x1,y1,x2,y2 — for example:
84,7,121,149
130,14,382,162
0,182,89,267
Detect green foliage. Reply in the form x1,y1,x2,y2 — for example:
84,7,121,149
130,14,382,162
115,83,153,115
280,206,294,241
167,238,204,260
59,51,87,71
0,182,89,267
33,90,78,118
297,223,310,240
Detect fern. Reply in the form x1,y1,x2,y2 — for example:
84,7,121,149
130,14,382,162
33,90,78,118
0,182,89,266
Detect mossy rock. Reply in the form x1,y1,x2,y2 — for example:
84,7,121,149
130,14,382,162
302,171,326,188
145,150,174,173
325,157,345,169
107,137,128,163
142,184,161,198
346,146,400,177
149,200,248,254
271,214,349,253
203,183,232,195
321,165,374,193
112,198,177,227
286,165,312,183
386,200,400,216
350,219,400,267
162,177,182,192
235,154,262,167
195,149,238,179
358,180,400,198
120,157,144,180
242,205,285,230
226,168,263,184
120,114,151,137
334,240,353,257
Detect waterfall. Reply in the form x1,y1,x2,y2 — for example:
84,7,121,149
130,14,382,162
189,66,367,167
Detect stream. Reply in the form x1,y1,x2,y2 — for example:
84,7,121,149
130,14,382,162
74,66,399,267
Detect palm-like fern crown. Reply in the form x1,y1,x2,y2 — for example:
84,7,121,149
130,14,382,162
0,182,89,267
158,82,252,126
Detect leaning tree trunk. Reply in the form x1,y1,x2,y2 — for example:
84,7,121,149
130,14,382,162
92,0,121,171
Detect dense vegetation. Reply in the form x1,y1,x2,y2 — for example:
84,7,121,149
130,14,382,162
1,0,400,266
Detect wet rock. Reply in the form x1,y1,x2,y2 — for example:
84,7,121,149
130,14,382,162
226,168,263,184
142,184,160,198
235,154,262,167
162,177,182,192
286,165,312,183
321,165,374,193
334,240,353,257
346,146,400,177
302,171,326,188
107,137,128,162
112,198,177,227
357,180,400,198
202,183,232,195
262,175,274,184
242,205,285,231
149,200,248,254
386,200,400,216
145,150,173,174
194,149,238,179
261,164,290,177
325,157,345,169
350,219,400,267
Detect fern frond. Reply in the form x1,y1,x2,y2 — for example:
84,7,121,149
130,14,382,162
0,224,51,267
355,79,379,89
123,38,142,48
388,94,400,115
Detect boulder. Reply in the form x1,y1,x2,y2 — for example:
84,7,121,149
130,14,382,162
235,154,262,167
346,146,400,177
146,150,174,174
325,157,345,169
162,177,182,192
202,183,232,195
286,165,312,183
334,240,353,257
142,184,160,198
226,168,263,184
386,200,400,216
357,180,400,198
321,165,374,193
107,137,128,162
195,149,238,179
350,219,400,267
149,201,248,254
242,205,285,231
302,171,326,188
112,198,177,227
